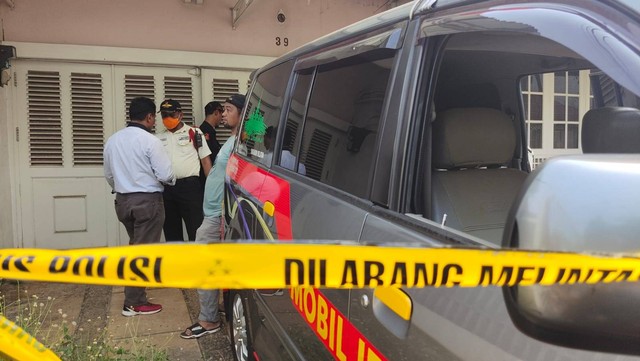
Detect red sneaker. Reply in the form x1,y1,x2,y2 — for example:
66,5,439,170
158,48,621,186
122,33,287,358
122,302,163,317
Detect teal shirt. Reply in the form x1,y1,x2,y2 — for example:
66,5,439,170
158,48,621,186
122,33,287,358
203,135,236,218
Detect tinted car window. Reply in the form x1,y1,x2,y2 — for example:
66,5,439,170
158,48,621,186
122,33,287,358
521,70,640,169
618,0,640,13
238,60,293,166
299,49,394,198
280,70,313,174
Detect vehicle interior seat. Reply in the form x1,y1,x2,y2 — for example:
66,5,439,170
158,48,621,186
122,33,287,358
581,106,640,153
430,107,528,244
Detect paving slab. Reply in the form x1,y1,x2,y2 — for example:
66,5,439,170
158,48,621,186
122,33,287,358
107,287,203,360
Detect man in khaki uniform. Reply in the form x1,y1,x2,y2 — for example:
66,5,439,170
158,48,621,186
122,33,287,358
156,99,212,241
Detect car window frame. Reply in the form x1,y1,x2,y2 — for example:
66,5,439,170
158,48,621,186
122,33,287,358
234,59,296,167
270,27,405,203
396,1,640,249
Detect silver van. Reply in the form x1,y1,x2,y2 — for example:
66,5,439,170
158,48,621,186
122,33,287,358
223,0,640,360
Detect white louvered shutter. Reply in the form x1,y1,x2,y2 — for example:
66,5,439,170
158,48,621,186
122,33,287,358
27,70,63,166
212,78,240,142
124,74,155,130
164,76,194,126
71,73,104,166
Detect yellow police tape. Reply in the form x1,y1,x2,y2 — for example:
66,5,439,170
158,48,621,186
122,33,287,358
2,242,640,360
2,243,640,289
0,315,59,361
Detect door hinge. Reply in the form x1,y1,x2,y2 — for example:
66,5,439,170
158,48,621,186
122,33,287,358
15,127,19,142
13,71,17,87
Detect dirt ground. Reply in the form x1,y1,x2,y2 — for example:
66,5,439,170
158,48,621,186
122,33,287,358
0,280,103,343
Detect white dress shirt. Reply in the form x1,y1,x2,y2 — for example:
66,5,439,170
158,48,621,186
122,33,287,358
104,125,175,193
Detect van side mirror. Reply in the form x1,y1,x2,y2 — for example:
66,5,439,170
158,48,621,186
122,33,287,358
502,155,640,355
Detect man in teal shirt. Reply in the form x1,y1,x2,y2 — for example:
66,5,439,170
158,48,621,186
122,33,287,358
181,93,245,339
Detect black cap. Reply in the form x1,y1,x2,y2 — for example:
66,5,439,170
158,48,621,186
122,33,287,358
225,94,246,110
158,99,182,113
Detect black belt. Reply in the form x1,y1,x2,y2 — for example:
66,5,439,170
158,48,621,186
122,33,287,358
116,191,162,195
175,176,199,183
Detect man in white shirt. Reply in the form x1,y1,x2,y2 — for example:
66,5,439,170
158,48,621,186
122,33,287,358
103,96,175,317
156,99,212,242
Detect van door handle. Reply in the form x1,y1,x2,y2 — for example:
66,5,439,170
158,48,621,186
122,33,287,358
372,287,412,339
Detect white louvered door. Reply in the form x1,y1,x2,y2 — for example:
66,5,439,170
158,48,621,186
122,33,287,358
14,61,248,249
15,61,116,249
113,66,202,243
114,66,201,131
201,69,251,143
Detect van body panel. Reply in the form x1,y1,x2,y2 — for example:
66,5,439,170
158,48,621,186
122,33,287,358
224,0,640,359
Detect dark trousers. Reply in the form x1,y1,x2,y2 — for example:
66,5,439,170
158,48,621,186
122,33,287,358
162,176,204,242
114,192,164,307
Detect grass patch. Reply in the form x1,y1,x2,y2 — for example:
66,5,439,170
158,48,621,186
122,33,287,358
0,280,169,361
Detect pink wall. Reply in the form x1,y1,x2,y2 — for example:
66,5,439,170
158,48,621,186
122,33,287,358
0,0,409,57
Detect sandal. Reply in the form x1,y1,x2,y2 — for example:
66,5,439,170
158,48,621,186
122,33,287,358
180,322,221,339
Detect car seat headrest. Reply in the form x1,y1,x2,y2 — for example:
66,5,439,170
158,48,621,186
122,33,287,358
433,107,516,169
582,107,640,153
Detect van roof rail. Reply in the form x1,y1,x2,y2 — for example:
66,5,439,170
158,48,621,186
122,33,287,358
410,0,437,20
412,0,495,19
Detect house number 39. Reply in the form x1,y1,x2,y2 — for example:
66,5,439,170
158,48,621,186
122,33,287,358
275,37,289,46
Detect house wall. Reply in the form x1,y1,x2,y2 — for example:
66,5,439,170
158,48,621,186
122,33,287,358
1,0,407,57
0,0,410,249
0,84,15,248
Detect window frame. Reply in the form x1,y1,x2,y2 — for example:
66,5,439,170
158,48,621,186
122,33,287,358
290,49,397,199
399,1,640,246
234,60,295,167
275,68,316,176
263,24,407,203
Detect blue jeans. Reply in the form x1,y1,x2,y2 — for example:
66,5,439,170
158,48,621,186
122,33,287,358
195,216,222,323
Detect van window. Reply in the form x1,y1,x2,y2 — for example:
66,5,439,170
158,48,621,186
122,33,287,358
521,74,543,150
423,31,590,244
238,60,293,166
417,28,640,245
279,70,313,174
520,71,588,167
298,49,394,198
521,70,640,169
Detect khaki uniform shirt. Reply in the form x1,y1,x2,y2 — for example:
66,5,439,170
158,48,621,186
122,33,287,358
157,125,211,179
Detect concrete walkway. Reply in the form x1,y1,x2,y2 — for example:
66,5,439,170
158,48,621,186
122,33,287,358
106,286,235,360
107,287,203,360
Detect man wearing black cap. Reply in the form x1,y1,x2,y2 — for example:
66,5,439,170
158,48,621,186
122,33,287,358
181,93,245,339
198,101,224,187
156,99,212,242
